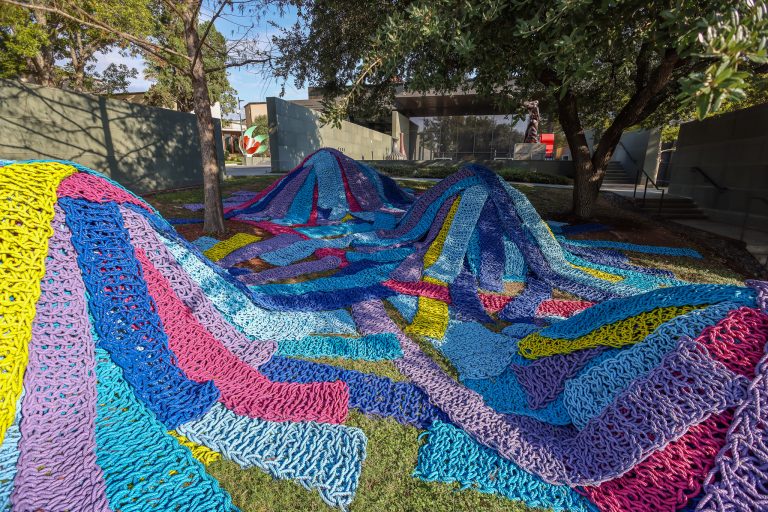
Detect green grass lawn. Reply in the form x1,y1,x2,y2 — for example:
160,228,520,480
144,174,752,512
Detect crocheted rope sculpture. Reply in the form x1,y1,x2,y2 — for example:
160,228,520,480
2,154,768,512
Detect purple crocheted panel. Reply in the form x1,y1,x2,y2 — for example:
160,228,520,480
11,206,109,511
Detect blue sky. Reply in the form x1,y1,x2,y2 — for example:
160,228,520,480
92,4,308,109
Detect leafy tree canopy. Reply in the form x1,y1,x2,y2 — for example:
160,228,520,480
0,0,153,94
144,18,237,115
274,0,768,217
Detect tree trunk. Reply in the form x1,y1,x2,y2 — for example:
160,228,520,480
28,8,56,86
182,7,225,234
556,88,602,219
572,156,601,218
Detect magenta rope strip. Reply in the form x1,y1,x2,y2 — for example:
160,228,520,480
121,207,277,367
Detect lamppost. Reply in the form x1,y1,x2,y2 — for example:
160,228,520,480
238,97,245,165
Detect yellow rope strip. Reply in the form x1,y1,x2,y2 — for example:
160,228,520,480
572,263,624,283
405,200,459,340
203,232,261,262
168,431,222,466
0,162,75,444
517,305,700,359
423,197,460,268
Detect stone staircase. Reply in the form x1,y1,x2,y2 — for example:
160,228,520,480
603,161,635,185
634,196,708,220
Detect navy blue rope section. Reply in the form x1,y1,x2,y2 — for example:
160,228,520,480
226,165,307,217
60,198,220,429
468,165,619,302
498,277,553,323
475,201,506,292
168,217,204,225
259,356,446,429
247,284,396,311
449,267,494,323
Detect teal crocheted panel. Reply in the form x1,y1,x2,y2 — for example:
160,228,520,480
296,222,378,238
388,295,418,322
177,403,367,511
192,236,220,252
347,247,414,263
250,263,399,296
160,234,357,338
313,150,349,220
426,185,489,283
93,347,236,512
562,248,686,290
414,421,595,512
277,333,403,361
435,321,518,380
503,236,527,280
0,396,22,507
261,235,353,266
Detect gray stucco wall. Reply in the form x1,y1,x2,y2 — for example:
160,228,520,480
267,97,392,172
668,103,768,229
0,79,224,194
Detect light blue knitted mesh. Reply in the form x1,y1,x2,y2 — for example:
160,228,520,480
276,333,403,361
537,284,756,340
261,236,353,266
313,151,350,220
387,295,418,322
177,403,367,511
160,234,357,338
435,321,518,380
425,186,489,283
192,236,220,252
250,263,398,295
93,348,236,511
0,396,22,507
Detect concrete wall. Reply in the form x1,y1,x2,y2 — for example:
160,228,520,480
0,79,224,194
267,97,393,172
668,103,768,230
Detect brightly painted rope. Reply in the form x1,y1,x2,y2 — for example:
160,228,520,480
4,155,768,511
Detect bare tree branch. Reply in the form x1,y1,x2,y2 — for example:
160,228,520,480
195,0,232,66
204,56,270,73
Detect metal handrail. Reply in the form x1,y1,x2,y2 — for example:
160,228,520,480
691,166,728,192
631,158,666,216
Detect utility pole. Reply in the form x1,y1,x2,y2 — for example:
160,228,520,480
238,97,245,165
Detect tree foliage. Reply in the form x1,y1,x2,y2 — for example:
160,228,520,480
144,19,237,115
0,0,152,94
274,0,768,217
